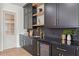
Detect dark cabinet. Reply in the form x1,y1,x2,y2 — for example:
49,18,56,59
20,34,27,47
24,13,28,29
20,34,33,54
32,39,37,56
52,46,59,56
24,3,32,29
25,37,33,54
62,46,76,56
28,12,32,29
45,3,79,28
76,47,79,56
35,40,51,56
39,42,50,56
45,3,57,28
58,3,79,28
52,44,76,56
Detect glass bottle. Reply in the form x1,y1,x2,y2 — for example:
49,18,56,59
61,34,66,44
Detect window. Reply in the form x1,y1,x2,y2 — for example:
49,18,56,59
4,11,15,34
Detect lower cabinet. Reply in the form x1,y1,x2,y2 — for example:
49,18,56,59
62,46,76,56
24,36,33,54
20,35,78,56
52,46,59,56
20,34,33,55
36,40,51,56
20,34,26,47
76,47,79,56
52,44,76,56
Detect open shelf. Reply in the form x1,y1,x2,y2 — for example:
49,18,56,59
33,11,44,16
33,36,41,38
32,3,44,39
32,24,44,27
32,3,42,7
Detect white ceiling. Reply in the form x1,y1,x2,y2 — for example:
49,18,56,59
11,3,26,7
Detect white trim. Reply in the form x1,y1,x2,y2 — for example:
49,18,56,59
2,10,17,50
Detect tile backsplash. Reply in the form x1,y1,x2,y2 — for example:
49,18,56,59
45,28,79,39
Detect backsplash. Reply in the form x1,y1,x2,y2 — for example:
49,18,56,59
44,28,79,40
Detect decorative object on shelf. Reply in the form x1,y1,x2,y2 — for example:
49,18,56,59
39,8,43,12
33,11,44,16
29,30,33,38
40,31,44,39
62,29,75,45
63,29,74,35
61,34,66,44
67,34,71,45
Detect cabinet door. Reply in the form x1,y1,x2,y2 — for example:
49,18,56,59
24,14,29,29
24,3,32,29
24,36,33,54
20,34,27,47
39,42,50,56
45,3,57,28
58,3,79,27
62,46,76,56
52,44,63,56
24,12,32,29
52,46,59,56
28,12,32,29
20,34,25,47
27,3,32,13
32,39,37,56
76,47,79,56
36,41,40,56
20,35,33,54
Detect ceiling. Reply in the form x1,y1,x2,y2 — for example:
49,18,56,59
11,3,26,7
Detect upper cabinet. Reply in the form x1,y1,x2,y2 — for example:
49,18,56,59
24,3,32,29
58,3,79,28
45,3,57,28
24,3,79,29
45,3,79,28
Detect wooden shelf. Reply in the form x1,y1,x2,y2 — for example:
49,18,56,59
32,3,42,7
33,11,44,16
33,36,41,38
32,24,44,27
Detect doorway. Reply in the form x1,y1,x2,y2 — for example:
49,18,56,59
3,11,17,50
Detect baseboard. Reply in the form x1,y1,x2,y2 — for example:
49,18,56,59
0,49,3,51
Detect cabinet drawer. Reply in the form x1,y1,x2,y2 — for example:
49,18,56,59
56,45,76,56
52,43,76,56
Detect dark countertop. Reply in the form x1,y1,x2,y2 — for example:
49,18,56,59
33,36,79,47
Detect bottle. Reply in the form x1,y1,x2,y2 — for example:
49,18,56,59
61,34,66,44
67,34,71,45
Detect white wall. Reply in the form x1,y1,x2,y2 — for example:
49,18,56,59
0,4,2,51
0,3,24,51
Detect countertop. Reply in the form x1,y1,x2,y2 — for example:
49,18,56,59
33,36,79,47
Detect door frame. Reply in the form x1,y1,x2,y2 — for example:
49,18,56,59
3,10,17,50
